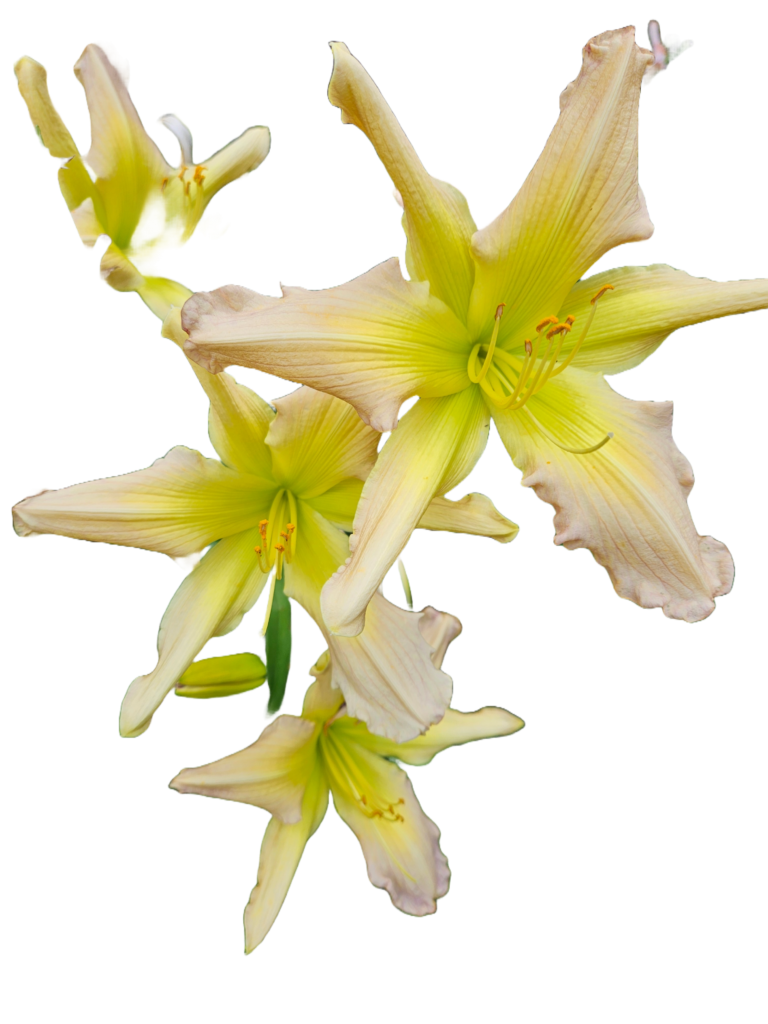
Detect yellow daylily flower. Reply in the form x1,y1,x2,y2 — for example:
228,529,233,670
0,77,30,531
15,44,270,318
170,642,524,952
12,323,517,741
181,27,768,634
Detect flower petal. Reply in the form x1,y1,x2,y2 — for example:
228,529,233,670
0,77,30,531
352,706,525,765
418,492,519,544
492,369,734,621
328,741,449,915
13,446,272,558
15,56,78,157
169,714,318,822
120,527,269,736
321,387,489,637
555,265,768,374
328,42,477,320
304,479,364,531
181,258,472,432
135,266,195,321
199,126,271,206
468,27,653,342
284,506,455,742
265,386,379,498
242,766,329,952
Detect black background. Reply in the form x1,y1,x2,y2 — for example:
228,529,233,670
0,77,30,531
10,14,765,991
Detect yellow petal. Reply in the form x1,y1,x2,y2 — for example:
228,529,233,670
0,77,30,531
284,507,455,742
328,42,477,320
15,56,77,157
266,386,379,498
243,766,328,952
468,27,654,342
198,126,271,209
555,265,768,374
304,478,364,531
135,266,195,321
181,258,472,432
418,492,519,544
321,387,489,637
120,527,269,736
12,446,272,558
326,738,449,915
492,369,734,621
170,714,319,822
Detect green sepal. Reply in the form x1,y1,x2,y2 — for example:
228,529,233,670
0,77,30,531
175,652,266,699
265,575,292,713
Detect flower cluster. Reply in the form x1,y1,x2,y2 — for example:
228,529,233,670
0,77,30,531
13,27,767,951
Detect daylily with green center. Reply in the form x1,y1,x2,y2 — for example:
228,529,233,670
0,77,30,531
13,320,517,741
15,44,270,318
170,637,524,952
181,27,768,634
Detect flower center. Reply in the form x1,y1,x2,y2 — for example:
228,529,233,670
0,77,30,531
321,726,405,823
468,286,615,454
254,488,298,581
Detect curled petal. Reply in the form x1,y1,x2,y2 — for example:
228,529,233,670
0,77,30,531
182,259,471,432
492,369,734,621
15,56,77,157
418,492,519,544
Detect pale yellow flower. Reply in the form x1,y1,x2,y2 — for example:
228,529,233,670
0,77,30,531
13,324,516,740
171,642,524,952
15,44,270,318
181,27,768,634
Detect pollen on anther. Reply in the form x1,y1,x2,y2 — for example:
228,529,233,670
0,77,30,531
564,315,576,326
254,545,262,555
536,316,558,333
591,284,615,304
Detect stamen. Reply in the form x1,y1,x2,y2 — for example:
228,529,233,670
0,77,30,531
525,407,615,455
261,572,278,636
323,731,406,823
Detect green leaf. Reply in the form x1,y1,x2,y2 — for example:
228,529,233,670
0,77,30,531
175,652,267,699
265,574,292,713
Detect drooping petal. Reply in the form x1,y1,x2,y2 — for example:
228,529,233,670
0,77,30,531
326,737,449,915
169,715,319,822
73,45,172,250
181,258,472,432
349,706,525,765
492,369,734,621
265,386,379,498
418,492,519,544
468,27,654,342
285,506,455,743
199,126,271,210
555,265,768,374
321,387,489,637
120,527,269,736
242,765,329,952
162,308,277,480
12,446,273,558
328,42,477,321
15,56,78,157
135,266,195,321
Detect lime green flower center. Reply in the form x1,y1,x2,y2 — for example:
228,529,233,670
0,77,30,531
321,725,405,823
254,488,298,580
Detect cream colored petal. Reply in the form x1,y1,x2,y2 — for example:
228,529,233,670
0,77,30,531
284,507,455,743
493,369,734,621
321,387,489,637
135,266,195,321
301,656,346,723
15,56,78,157
163,308,277,480
327,739,449,915
182,258,472,432
468,27,654,343
170,715,318,821
555,265,768,374
70,196,104,245
351,706,525,765
100,241,145,291
120,527,269,736
74,44,172,250
12,446,272,558
266,386,380,498
328,42,476,320
200,125,271,203
243,765,329,952
304,479,364,531
418,492,519,544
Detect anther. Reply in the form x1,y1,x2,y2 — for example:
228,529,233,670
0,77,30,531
564,315,576,326
536,316,558,334
495,303,506,320
591,284,614,304
524,339,533,354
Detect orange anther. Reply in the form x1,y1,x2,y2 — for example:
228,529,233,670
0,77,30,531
536,316,559,333
160,177,169,191
193,165,207,186
254,546,262,555
546,324,568,340
564,315,576,326
274,543,285,553
495,303,506,320
590,284,614,305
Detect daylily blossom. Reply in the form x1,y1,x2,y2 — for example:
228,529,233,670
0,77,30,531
181,27,768,635
170,639,524,952
13,323,517,741
15,44,270,318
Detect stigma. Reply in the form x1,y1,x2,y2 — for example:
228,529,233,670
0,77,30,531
254,488,298,579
